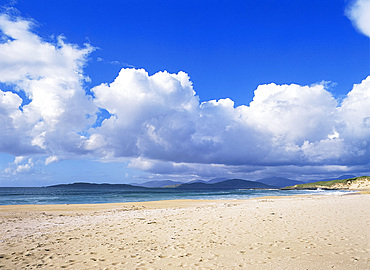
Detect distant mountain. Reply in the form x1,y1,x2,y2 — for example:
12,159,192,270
206,178,228,184
256,177,304,188
313,175,357,183
133,178,228,187
48,182,147,189
184,180,208,184
186,178,228,185
175,179,274,190
133,180,184,188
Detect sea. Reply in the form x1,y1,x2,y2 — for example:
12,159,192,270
0,186,355,205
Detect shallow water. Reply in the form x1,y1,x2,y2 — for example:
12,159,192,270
0,186,355,205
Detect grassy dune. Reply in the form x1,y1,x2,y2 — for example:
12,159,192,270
282,176,370,190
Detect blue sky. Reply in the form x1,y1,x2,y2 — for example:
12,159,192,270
0,0,369,186
10,0,369,103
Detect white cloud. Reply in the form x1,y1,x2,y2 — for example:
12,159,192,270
0,12,369,180
14,156,26,164
15,161,33,174
91,68,199,159
0,89,26,154
247,83,337,144
83,134,107,151
5,156,34,175
91,70,362,169
346,0,370,38
0,14,97,158
336,76,370,164
127,157,247,180
45,155,59,165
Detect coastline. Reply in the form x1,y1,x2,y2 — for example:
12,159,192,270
1,194,369,269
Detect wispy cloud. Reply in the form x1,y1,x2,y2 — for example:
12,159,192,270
95,57,135,68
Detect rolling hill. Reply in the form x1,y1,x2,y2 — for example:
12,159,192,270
175,179,275,190
256,177,304,188
282,176,370,190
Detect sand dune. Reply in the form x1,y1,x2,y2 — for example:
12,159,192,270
0,194,369,269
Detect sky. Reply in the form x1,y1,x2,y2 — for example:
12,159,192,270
0,0,369,187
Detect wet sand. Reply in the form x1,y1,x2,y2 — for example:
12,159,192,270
0,194,369,269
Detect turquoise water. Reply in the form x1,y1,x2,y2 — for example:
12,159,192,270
0,187,354,205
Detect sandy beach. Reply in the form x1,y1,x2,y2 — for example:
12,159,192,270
0,194,369,269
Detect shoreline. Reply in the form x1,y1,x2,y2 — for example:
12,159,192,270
0,189,360,211
1,193,369,269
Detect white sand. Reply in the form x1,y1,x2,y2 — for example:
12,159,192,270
0,194,369,269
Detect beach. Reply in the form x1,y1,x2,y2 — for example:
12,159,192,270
0,194,369,269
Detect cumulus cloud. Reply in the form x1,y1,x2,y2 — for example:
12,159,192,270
0,90,25,154
336,76,370,164
90,68,370,173
346,0,370,38
4,156,34,175
0,14,97,158
91,68,200,160
91,69,266,165
247,83,337,144
0,12,369,180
